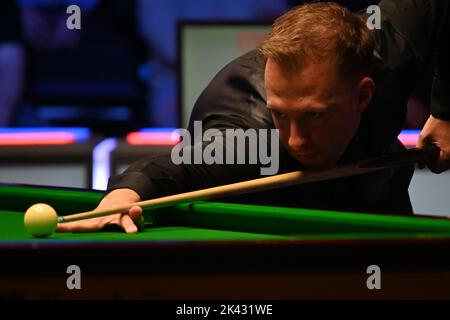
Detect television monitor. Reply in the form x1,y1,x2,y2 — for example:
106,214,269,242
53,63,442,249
178,22,271,127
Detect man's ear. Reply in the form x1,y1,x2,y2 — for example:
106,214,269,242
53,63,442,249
356,77,375,112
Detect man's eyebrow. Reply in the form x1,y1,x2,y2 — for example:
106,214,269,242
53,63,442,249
308,104,333,111
267,104,334,111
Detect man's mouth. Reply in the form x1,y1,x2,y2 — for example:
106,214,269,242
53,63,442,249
292,151,317,158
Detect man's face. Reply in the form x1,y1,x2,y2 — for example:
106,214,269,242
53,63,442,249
265,58,371,171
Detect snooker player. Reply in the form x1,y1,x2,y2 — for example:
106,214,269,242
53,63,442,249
58,0,450,234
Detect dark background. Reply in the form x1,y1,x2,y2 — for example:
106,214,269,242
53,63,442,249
0,0,429,135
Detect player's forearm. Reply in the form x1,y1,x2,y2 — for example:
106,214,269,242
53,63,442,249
377,0,445,61
429,30,450,120
378,0,450,119
430,70,450,120
106,143,268,201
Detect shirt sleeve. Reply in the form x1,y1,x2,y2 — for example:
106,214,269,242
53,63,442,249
377,0,450,119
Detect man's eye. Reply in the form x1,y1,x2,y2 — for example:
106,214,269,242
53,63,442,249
308,112,323,119
271,110,286,118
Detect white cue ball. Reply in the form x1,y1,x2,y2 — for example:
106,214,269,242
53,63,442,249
24,203,58,238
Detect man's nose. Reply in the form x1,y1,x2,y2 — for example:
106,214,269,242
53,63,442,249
288,121,309,150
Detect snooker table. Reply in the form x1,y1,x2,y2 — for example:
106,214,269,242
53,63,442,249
1,184,450,300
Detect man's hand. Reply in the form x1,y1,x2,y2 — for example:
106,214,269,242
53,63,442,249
417,115,450,173
57,188,143,233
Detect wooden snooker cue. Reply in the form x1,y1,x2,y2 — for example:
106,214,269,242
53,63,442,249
57,144,440,223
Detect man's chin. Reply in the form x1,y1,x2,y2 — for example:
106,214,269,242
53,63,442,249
294,155,335,172
301,162,333,172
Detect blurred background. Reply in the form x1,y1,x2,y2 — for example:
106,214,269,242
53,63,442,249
0,0,430,132
0,0,445,217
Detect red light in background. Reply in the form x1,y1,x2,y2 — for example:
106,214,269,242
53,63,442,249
127,132,181,146
0,132,76,146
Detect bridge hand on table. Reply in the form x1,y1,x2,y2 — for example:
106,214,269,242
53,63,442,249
56,188,143,234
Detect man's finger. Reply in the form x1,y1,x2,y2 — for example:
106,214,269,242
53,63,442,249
428,156,450,174
416,138,441,171
57,219,101,233
128,206,145,230
120,214,138,234
417,142,448,173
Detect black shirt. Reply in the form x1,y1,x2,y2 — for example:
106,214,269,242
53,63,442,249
107,0,449,215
